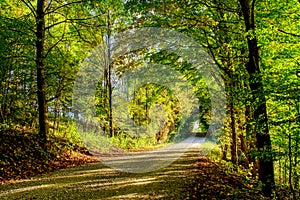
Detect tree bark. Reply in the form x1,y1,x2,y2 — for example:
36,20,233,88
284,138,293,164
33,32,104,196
107,11,113,137
229,100,238,166
238,0,275,197
36,0,48,149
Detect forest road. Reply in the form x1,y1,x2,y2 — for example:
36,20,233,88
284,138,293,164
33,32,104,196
101,136,205,173
0,137,205,199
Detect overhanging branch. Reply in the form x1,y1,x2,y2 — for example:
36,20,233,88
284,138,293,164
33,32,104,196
278,29,300,37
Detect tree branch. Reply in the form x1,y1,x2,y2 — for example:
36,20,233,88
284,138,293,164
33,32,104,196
45,14,103,30
278,29,300,37
20,0,36,18
45,1,83,14
44,33,66,59
70,22,93,44
45,0,52,12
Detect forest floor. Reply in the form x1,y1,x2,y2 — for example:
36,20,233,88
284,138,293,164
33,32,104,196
0,139,269,200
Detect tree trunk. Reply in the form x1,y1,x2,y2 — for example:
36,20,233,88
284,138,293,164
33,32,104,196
288,120,297,200
222,144,228,161
239,134,250,168
236,107,250,168
36,0,48,150
245,105,258,177
238,0,275,197
107,11,113,137
225,75,238,166
229,101,238,166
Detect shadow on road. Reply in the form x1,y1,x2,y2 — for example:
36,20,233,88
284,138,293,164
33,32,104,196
0,137,205,199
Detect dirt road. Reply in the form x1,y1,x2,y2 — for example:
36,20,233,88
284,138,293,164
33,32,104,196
0,137,204,199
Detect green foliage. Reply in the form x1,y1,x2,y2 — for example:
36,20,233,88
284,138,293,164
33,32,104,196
201,141,222,161
108,133,167,150
77,130,113,153
1,0,299,197
53,120,82,145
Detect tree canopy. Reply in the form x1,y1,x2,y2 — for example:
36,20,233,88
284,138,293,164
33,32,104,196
0,0,299,198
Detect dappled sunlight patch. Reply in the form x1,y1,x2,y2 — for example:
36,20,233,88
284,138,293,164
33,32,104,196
105,192,166,199
0,184,58,197
0,147,201,199
100,137,203,173
76,177,159,190
2,168,120,188
165,163,195,168
70,168,116,175
159,169,190,175
47,168,119,179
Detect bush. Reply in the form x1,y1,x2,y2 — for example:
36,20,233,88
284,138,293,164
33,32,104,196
201,141,222,161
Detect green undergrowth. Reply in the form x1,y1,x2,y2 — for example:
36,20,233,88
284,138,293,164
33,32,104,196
109,133,170,151
199,141,295,199
200,141,223,160
201,141,258,183
78,130,172,153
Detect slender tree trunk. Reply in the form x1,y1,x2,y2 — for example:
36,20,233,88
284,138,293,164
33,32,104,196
294,85,300,192
229,101,238,166
245,104,258,177
288,119,297,200
279,145,282,183
284,160,287,184
225,75,238,166
145,85,148,122
239,134,250,167
236,105,250,168
222,144,228,161
103,58,108,135
294,133,299,192
107,11,113,137
36,0,48,149
53,97,60,135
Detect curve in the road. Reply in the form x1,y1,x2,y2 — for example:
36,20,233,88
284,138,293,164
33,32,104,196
101,136,205,173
